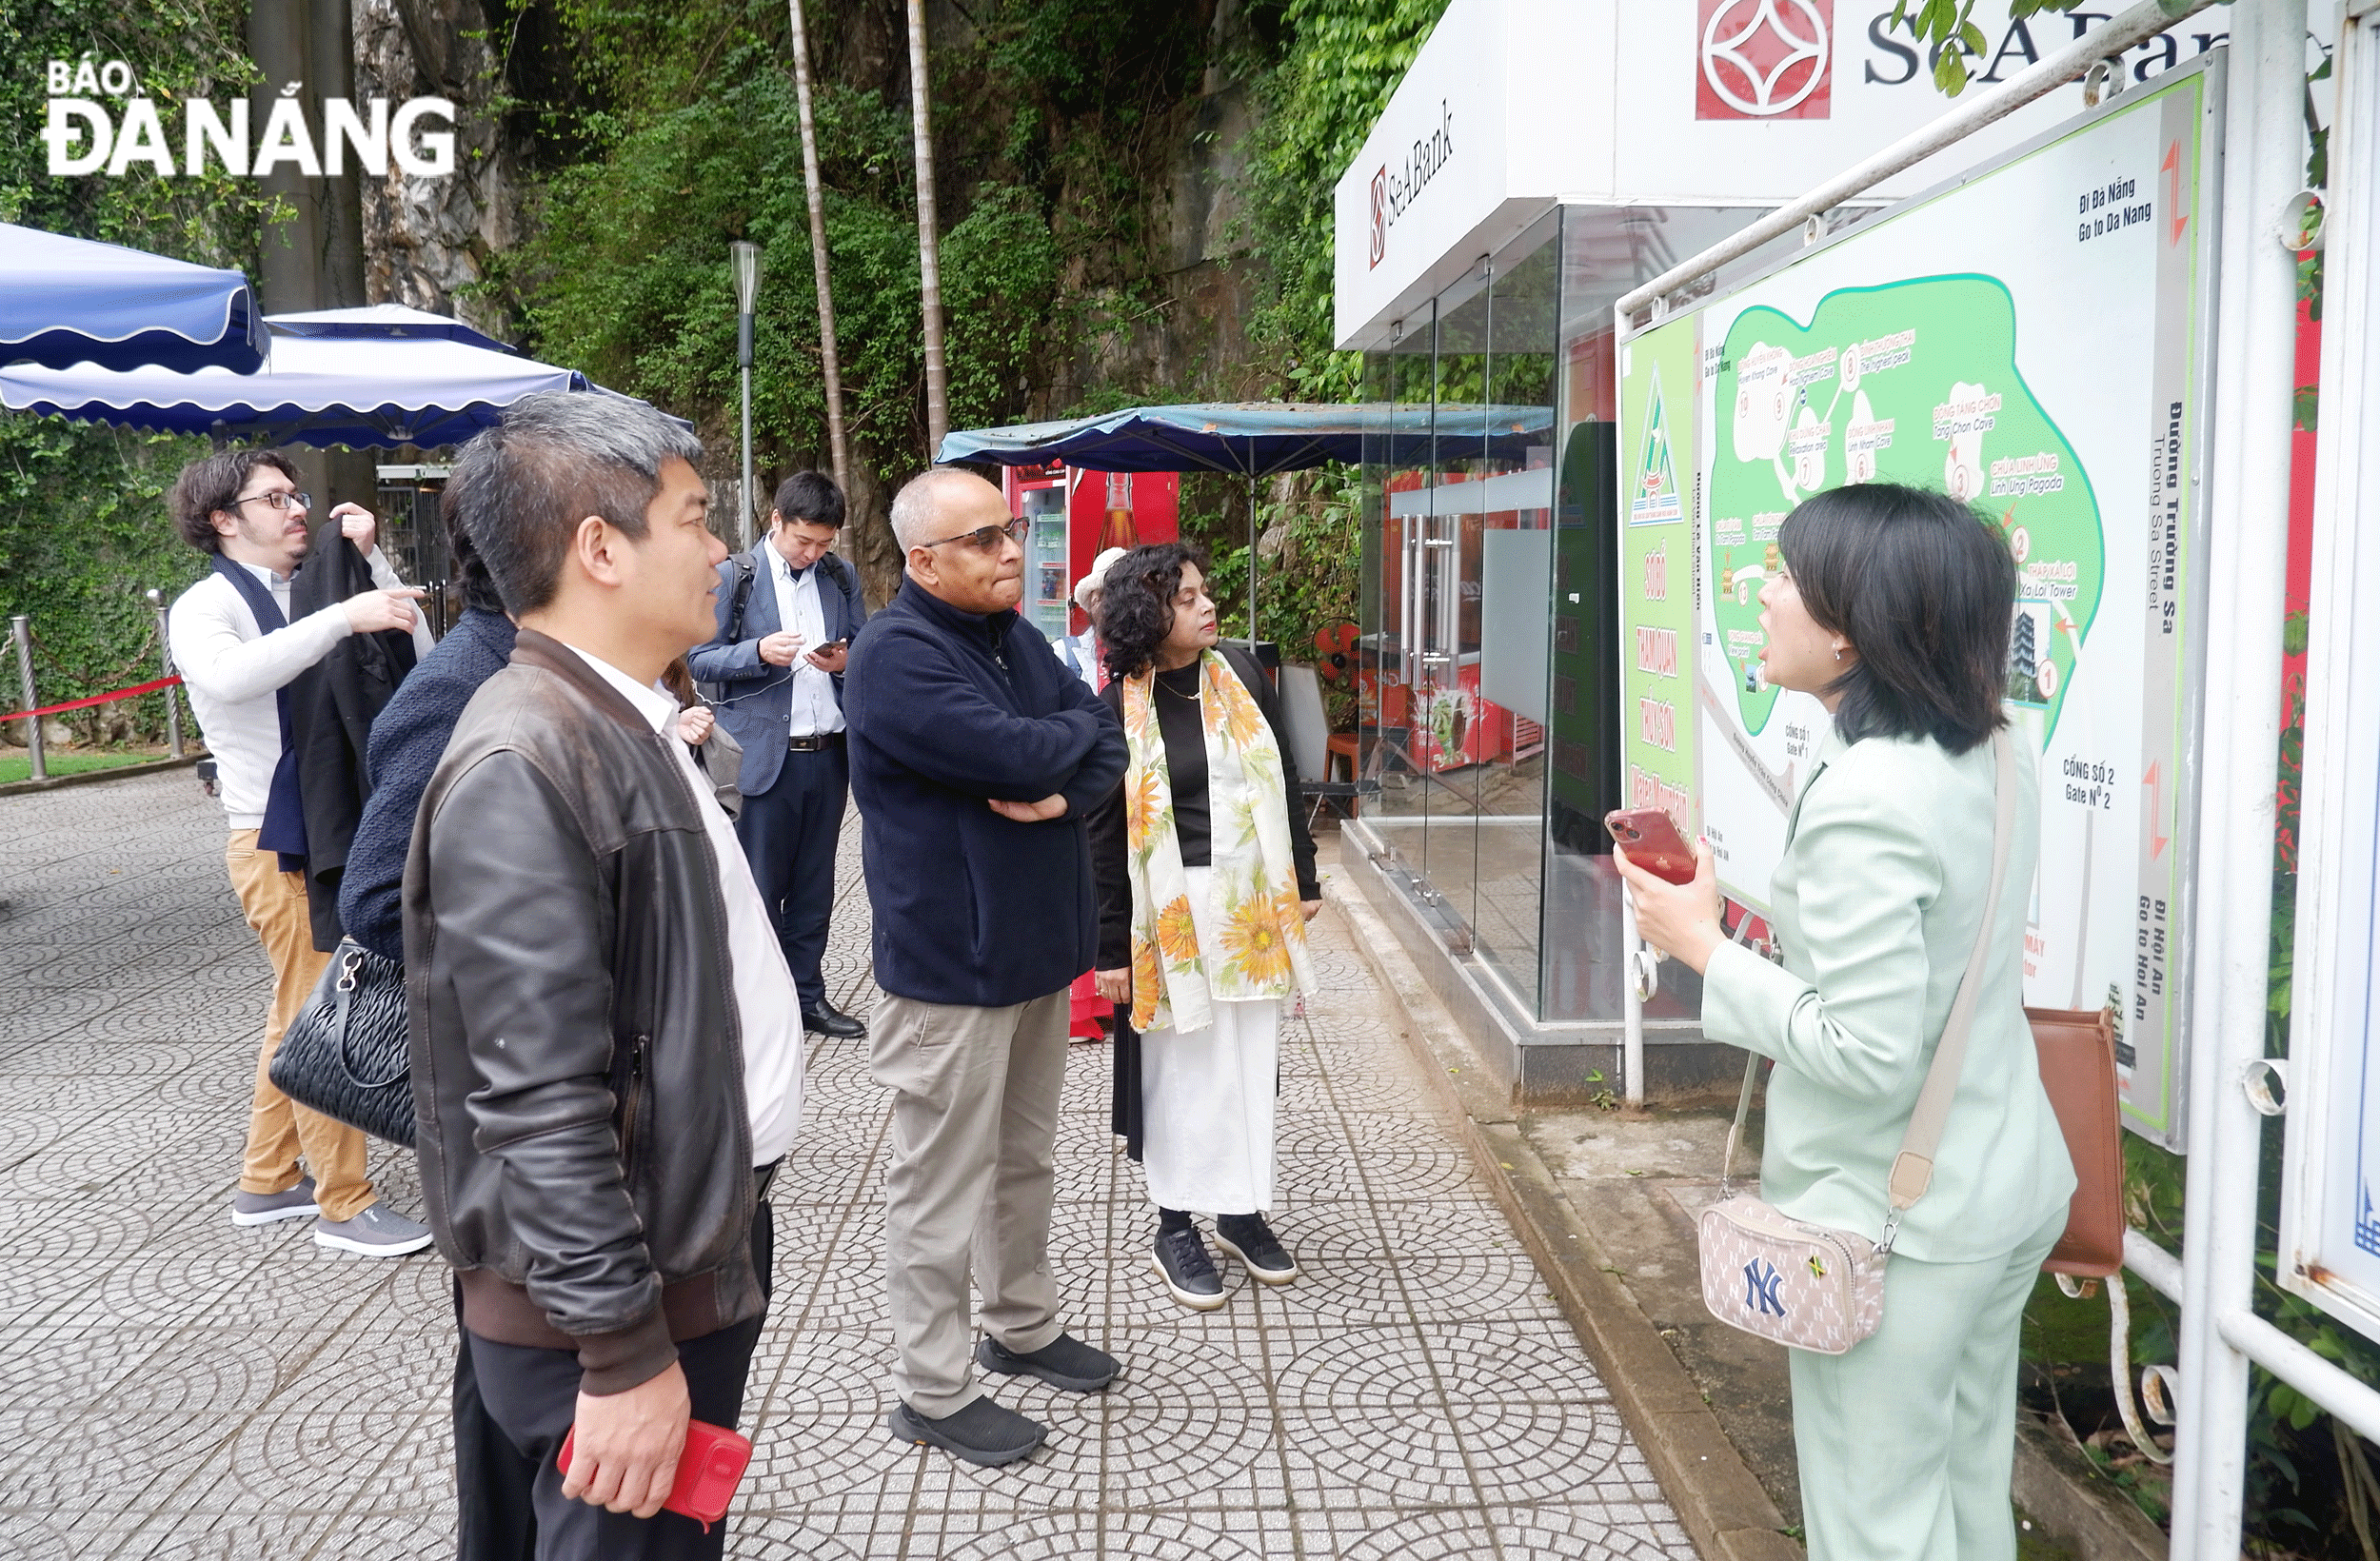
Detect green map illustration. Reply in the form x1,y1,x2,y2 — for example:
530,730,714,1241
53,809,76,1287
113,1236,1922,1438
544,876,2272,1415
1708,275,2102,741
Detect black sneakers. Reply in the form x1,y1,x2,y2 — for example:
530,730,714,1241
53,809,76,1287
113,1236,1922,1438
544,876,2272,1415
976,1332,1121,1393
1149,1226,1226,1310
1214,1214,1299,1284
888,1396,1044,1467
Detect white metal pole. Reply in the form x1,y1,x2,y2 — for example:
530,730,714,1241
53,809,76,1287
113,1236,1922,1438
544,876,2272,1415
10,615,42,783
148,589,183,761
2169,5,2310,1557
1620,893,1646,1105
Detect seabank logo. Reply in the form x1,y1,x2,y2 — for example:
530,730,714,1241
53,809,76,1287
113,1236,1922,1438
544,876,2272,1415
1741,1257,1788,1316
1697,0,1834,121
41,58,455,179
1366,97,1454,273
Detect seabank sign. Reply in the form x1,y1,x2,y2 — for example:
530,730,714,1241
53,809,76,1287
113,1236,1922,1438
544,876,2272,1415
1332,0,2231,351
41,58,455,179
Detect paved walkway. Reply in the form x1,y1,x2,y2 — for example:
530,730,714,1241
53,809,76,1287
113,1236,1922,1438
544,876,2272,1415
0,769,1696,1560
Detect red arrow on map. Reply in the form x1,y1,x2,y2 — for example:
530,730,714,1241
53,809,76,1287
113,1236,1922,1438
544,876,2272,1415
2163,141,2188,247
2145,760,2170,859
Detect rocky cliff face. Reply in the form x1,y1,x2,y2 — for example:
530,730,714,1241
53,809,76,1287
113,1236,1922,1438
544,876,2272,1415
350,0,526,340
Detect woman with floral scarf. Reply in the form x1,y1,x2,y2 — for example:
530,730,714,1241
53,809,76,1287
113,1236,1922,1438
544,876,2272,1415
1087,543,1322,1309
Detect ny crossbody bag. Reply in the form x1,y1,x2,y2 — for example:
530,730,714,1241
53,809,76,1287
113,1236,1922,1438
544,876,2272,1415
1696,730,2015,1354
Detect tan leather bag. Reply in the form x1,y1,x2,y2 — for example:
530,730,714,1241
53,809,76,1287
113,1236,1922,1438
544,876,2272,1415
2026,1005,2125,1277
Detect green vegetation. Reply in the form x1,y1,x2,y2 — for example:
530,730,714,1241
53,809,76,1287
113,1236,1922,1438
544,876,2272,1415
1,0,1453,719
0,0,262,742
0,747,162,785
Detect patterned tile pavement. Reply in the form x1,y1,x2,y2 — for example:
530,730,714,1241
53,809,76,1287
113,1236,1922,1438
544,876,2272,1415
0,770,1698,1560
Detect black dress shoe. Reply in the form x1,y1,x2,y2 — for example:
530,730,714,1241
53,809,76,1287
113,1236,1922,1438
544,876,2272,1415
803,1001,866,1038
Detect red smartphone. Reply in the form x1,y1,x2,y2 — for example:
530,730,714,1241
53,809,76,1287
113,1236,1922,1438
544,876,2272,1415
1604,808,1698,885
558,1418,753,1532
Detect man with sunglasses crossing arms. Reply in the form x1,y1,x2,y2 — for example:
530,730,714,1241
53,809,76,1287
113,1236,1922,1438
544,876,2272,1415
166,448,437,1256
844,468,1128,1466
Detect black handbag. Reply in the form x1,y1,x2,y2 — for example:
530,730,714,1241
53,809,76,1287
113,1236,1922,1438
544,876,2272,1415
269,938,416,1146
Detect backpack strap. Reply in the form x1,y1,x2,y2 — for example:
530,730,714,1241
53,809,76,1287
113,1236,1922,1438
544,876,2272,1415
724,553,759,643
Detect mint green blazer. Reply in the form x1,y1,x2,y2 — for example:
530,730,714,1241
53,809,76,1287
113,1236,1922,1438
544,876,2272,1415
1700,726,2076,1265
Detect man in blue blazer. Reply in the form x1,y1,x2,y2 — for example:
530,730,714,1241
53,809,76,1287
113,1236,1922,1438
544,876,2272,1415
689,472,870,1038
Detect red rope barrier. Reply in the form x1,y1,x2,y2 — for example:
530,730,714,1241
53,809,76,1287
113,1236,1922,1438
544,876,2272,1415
6,675,183,721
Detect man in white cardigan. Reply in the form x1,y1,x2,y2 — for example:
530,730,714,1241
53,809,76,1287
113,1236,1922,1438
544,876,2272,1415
166,447,436,1256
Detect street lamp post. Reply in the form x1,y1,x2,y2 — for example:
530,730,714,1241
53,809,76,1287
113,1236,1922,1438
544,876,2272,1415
731,241,764,549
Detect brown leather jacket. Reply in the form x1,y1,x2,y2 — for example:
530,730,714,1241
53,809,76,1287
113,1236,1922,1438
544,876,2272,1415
404,629,762,1393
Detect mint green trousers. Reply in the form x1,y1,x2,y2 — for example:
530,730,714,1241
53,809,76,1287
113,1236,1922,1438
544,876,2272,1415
1789,1207,2067,1561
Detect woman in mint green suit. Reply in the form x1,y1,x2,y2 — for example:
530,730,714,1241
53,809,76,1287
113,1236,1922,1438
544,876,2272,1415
1619,483,2075,1561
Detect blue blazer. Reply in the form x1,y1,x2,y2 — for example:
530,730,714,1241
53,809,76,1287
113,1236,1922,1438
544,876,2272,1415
686,545,868,796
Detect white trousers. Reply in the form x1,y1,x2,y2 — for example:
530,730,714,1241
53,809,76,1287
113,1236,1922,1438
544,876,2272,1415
1140,865,1280,1215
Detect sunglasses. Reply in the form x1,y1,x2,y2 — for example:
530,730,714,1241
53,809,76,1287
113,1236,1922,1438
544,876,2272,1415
921,517,1030,552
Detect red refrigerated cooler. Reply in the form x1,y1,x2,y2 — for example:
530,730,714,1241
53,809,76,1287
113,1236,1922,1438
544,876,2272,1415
1001,464,1180,642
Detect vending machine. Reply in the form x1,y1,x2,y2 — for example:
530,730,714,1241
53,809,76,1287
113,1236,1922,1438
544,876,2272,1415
1001,464,1181,641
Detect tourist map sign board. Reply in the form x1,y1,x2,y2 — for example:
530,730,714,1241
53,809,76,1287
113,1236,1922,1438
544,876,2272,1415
1616,59,2221,1150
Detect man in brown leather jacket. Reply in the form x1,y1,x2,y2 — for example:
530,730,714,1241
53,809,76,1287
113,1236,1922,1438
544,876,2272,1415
405,391,807,1559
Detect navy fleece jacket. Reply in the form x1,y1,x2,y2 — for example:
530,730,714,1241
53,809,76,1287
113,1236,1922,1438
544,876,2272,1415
337,608,519,961
843,577,1127,1007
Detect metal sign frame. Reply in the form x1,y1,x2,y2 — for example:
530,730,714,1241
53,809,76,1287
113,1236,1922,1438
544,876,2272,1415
2280,0,2380,1349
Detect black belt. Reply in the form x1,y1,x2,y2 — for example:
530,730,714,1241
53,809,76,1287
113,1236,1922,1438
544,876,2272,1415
787,732,843,752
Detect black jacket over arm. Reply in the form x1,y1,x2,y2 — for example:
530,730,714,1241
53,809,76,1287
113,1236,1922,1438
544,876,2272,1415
1089,642,1319,1157
288,522,419,950
843,577,1128,1008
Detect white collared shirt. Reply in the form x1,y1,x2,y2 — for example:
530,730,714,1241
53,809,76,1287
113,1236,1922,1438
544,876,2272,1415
765,543,844,738
554,641,806,1166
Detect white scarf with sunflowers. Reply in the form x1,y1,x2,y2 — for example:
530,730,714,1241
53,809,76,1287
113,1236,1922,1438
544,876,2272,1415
1121,649,1316,1034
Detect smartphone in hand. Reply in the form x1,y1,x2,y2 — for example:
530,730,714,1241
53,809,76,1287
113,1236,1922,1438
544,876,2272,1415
1604,808,1698,885
559,1418,753,1531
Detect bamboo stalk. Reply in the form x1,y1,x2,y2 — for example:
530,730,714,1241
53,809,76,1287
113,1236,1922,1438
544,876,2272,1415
786,0,850,495
904,0,948,455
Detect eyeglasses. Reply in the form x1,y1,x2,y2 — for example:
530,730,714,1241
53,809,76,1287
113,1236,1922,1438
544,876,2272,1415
921,517,1030,552
232,489,311,514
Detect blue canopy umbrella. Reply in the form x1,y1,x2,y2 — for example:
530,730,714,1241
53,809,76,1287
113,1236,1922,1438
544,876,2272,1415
0,305,674,449
939,400,1555,647
938,400,1551,474
266,302,516,354
0,222,265,373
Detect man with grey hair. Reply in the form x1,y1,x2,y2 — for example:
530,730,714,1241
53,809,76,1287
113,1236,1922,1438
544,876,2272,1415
407,391,803,1557
844,466,1127,1466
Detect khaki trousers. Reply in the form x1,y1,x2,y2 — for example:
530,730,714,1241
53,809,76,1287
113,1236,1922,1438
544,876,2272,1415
226,830,372,1222
870,989,1070,1415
